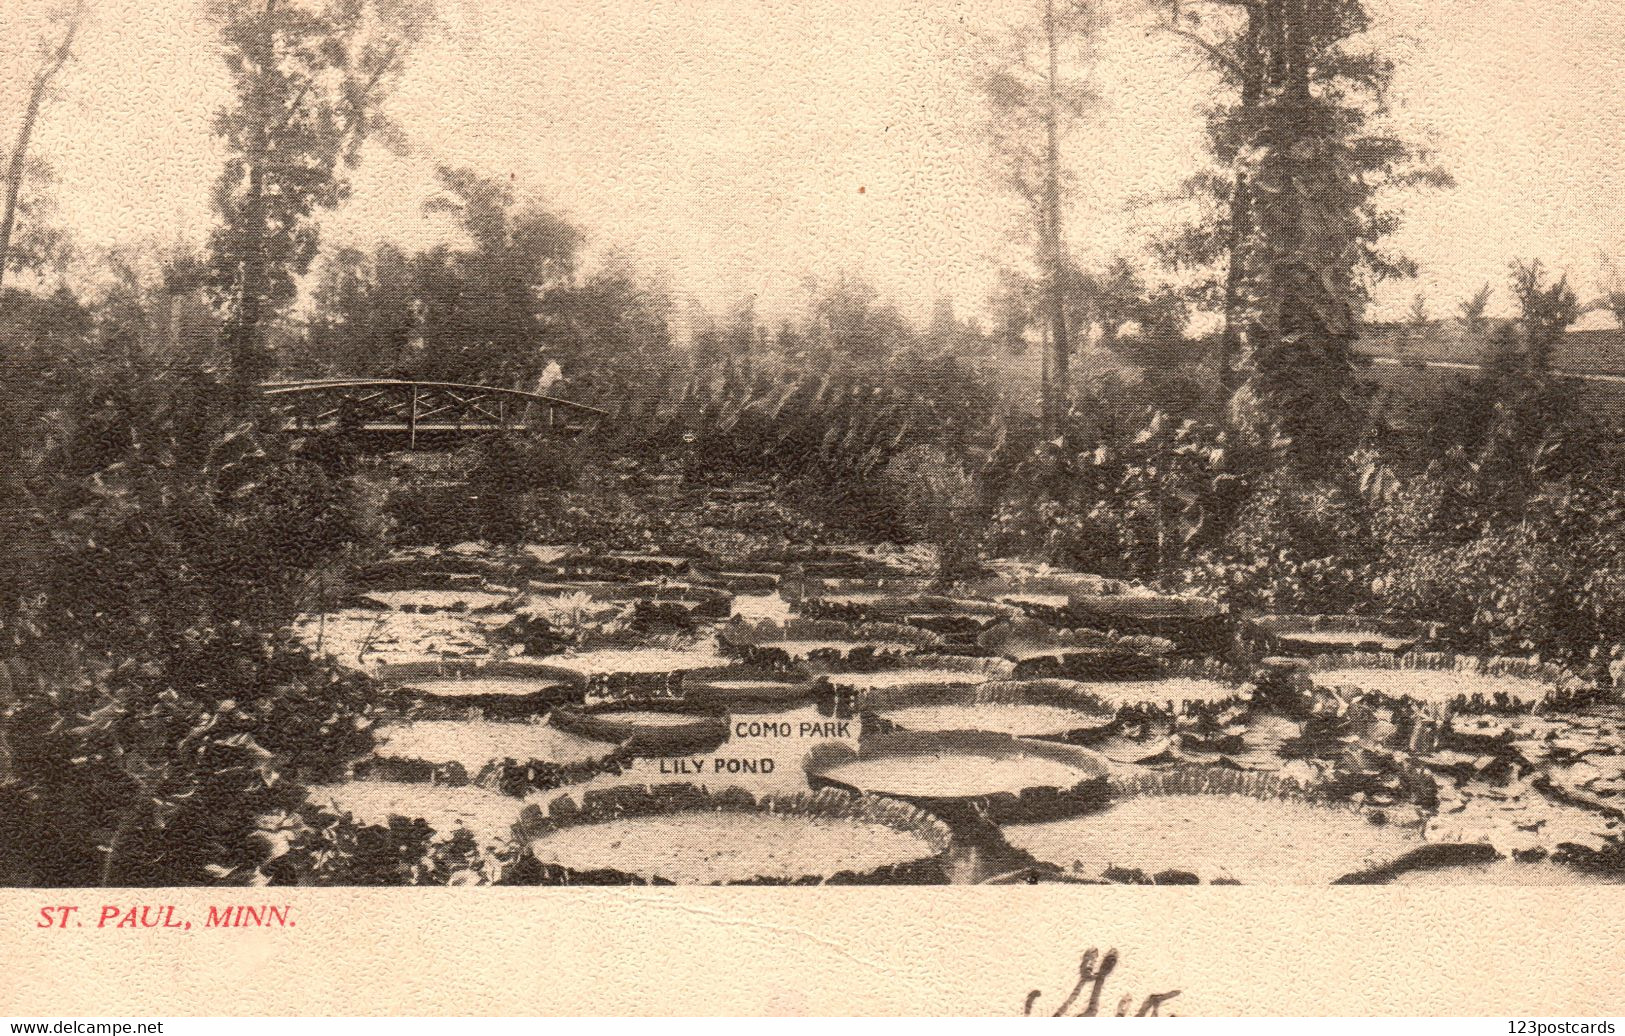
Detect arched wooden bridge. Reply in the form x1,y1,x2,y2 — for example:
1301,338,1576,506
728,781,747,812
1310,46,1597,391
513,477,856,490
261,379,607,448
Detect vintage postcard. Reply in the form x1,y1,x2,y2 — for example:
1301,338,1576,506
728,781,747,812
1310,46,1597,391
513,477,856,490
2,0,1624,1018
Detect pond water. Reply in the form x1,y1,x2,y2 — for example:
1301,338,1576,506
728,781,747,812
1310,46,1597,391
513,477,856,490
296,541,1625,885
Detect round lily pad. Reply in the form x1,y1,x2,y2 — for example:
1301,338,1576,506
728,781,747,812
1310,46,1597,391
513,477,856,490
517,787,952,884
550,704,730,754
860,681,1117,743
1001,771,1425,884
366,719,621,782
806,730,1108,821
1305,653,1591,711
1245,614,1422,656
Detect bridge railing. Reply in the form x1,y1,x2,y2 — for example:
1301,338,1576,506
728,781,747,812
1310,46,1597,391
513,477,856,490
260,379,608,447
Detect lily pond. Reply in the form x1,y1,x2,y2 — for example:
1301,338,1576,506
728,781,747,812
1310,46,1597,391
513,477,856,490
291,542,1625,885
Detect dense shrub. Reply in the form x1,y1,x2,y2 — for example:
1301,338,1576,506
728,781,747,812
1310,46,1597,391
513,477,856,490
384,434,583,545
1178,471,1379,612
263,808,505,887
523,465,839,557
596,353,1011,540
1,644,378,887
0,325,386,886
989,408,1252,581
881,444,985,581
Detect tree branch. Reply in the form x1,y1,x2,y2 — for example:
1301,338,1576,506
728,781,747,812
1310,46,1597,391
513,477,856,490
1160,24,1245,77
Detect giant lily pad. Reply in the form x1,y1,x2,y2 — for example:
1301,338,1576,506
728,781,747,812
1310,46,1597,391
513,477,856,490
718,617,943,667
1061,668,1251,714
1244,614,1422,657
957,569,1121,606
806,730,1108,822
860,680,1118,743
824,655,1017,698
1051,593,1229,653
559,553,696,579
517,786,952,884
550,703,730,755
361,719,622,785
977,618,1166,680
800,591,1013,638
527,645,732,694
1305,653,1594,712
1001,769,1426,884
377,658,582,717
679,666,820,707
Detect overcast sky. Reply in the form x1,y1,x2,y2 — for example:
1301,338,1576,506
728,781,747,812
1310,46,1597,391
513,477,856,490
3,0,1623,330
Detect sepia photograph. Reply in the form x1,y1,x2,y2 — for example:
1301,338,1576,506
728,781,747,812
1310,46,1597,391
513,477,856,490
1,0,1625,959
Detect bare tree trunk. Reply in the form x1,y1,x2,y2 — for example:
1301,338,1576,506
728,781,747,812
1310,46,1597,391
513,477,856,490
0,3,85,304
1040,320,1051,424
224,0,280,390
1218,5,1263,394
1042,0,1071,440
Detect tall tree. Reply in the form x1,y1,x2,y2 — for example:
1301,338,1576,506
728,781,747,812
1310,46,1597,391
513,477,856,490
1456,283,1493,336
300,242,417,375
1156,0,1451,466
206,0,429,386
1597,254,1625,328
979,0,1104,437
0,0,85,304
414,164,583,384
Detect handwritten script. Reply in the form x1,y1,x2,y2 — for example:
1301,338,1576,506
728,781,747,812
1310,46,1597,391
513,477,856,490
1023,948,1181,1017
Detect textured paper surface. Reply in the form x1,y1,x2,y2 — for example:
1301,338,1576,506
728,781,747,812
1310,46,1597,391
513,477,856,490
5,0,1625,1018
6,888,1625,1016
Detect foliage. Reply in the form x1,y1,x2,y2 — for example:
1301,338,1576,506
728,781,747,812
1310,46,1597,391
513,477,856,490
881,444,986,582
1456,283,1494,333
462,434,583,544
298,169,672,392
0,278,385,886
261,807,505,886
16,370,372,657
1424,260,1582,525
1179,468,1379,612
298,243,420,376
598,339,1012,539
378,433,584,546
410,166,585,384
2,643,378,887
206,0,429,384
991,407,1252,581
1371,452,1625,656
1156,0,1454,470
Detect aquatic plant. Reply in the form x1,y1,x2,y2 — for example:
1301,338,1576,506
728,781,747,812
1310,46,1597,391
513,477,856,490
1303,651,1596,713
511,785,954,885
1003,767,1430,884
